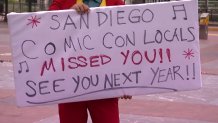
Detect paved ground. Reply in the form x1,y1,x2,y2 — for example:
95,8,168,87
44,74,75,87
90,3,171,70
1,21,218,123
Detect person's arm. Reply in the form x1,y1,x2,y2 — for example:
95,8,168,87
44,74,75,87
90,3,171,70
106,0,125,6
70,3,90,13
49,0,68,10
49,0,89,13
115,0,125,5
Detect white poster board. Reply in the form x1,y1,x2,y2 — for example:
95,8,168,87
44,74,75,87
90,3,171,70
7,0,202,107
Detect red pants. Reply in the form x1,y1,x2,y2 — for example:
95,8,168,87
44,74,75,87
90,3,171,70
59,98,119,123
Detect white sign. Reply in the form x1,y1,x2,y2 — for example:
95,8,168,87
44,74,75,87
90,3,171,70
7,0,201,107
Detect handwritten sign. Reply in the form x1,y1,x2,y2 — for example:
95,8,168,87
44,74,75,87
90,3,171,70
7,0,202,107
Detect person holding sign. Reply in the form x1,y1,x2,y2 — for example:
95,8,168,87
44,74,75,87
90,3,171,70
49,0,131,123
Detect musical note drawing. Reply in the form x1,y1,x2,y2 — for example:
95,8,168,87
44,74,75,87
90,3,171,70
172,4,187,20
18,61,30,74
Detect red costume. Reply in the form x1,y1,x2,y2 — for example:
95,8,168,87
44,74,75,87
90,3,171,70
49,0,124,10
49,0,124,123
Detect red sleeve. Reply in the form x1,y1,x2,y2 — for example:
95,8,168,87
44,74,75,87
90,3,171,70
48,0,67,10
115,0,125,5
106,0,125,6
49,0,125,10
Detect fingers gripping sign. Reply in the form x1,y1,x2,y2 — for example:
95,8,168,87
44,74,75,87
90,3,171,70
71,3,90,14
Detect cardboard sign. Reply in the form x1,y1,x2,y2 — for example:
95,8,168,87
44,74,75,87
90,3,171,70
7,0,202,107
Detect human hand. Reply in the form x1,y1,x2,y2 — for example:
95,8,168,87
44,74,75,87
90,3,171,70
120,95,132,100
70,3,90,14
